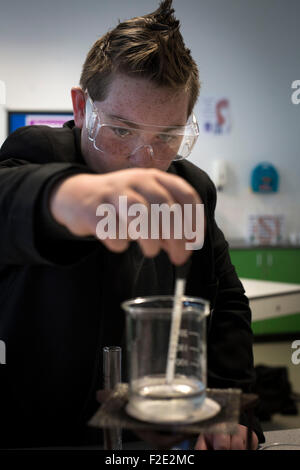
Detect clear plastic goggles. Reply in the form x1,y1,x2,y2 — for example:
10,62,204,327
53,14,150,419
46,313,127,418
85,94,199,161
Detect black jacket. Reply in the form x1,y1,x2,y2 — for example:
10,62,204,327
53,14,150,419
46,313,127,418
0,121,264,447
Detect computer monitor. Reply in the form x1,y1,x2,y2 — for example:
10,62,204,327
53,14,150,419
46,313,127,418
8,110,74,134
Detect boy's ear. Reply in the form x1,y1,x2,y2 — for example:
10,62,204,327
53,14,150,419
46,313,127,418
71,87,86,128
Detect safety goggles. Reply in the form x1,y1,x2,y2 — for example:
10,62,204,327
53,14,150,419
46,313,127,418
85,94,199,161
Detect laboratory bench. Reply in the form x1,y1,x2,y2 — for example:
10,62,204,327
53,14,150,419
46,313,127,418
228,241,300,340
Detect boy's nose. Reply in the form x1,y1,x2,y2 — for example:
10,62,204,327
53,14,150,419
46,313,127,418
129,144,156,167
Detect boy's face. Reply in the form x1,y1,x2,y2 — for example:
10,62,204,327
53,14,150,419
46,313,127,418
77,74,190,173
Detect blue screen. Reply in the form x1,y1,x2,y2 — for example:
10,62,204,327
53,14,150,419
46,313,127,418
8,111,74,134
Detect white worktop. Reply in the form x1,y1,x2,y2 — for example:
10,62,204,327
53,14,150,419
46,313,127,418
241,278,300,300
240,278,300,321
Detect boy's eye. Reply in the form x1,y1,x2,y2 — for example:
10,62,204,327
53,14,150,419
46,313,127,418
113,127,132,138
158,133,176,143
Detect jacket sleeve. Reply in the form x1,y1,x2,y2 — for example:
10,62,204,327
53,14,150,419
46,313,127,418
205,181,254,389
169,162,256,391
172,160,264,442
204,179,265,442
0,127,97,265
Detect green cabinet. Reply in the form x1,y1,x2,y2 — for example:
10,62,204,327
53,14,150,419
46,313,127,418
229,247,300,337
229,248,300,284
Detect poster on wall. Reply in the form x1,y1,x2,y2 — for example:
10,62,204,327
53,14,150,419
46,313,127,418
247,214,285,245
198,96,231,135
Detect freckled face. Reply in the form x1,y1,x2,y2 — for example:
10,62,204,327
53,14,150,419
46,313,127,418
81,74,190,173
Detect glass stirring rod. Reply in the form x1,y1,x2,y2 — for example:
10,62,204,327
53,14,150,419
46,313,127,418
166,258,192,384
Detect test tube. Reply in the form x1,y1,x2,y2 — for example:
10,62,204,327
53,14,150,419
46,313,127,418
103,346,122,450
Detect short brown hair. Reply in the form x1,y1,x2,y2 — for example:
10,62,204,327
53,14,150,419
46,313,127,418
80,0,200,116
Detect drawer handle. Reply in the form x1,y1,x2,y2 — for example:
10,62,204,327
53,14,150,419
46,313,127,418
256,253,262,266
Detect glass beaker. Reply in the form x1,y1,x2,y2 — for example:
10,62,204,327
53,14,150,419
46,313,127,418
121,295,210,424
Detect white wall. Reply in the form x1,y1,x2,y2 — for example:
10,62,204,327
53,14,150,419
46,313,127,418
0,0,299,239
182,0,300,240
